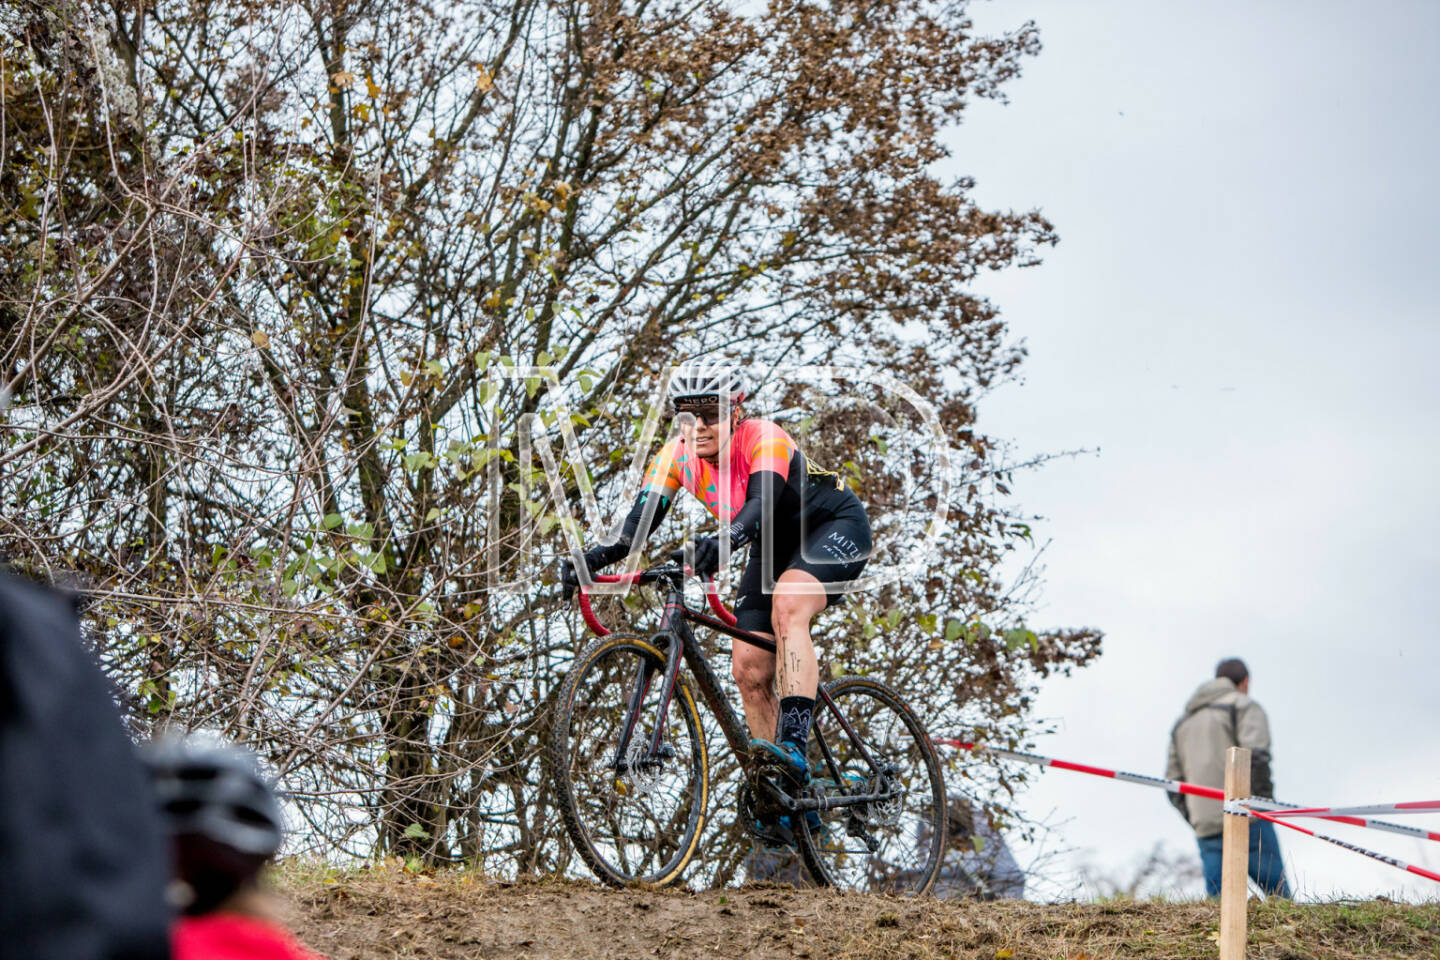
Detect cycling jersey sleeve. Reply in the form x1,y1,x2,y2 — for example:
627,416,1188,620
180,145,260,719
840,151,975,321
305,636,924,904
620,488,673,552
723,423,798,549
725,469,786,549
746,428,794,480
587,444,681,566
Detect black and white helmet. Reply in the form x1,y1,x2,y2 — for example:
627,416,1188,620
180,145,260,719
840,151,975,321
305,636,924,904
669,362,747,408
143,739,283,859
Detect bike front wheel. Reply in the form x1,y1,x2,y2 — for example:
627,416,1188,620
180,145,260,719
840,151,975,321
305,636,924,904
549,633,708,887
796,675,947,895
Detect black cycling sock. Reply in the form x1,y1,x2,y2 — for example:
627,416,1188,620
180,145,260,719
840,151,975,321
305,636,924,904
777,695,815,752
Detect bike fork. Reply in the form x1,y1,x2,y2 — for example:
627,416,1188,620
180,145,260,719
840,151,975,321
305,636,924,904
610,659,655,773
608,631,683,772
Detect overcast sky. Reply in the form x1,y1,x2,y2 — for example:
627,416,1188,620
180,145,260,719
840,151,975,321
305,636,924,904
944,0,1440,900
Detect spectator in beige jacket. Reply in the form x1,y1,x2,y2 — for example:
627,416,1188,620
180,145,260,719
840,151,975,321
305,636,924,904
1166,658,1290,897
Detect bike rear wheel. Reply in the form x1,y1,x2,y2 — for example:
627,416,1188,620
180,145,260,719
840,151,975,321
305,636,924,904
795,675,947,894
549,633,708,887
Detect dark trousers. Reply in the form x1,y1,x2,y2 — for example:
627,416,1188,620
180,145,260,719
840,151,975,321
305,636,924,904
1197,819,1291,898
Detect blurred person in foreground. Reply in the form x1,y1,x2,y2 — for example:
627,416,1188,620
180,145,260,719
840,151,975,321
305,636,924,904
1165,657,1290,898
0,570,170,959
144,739,329,960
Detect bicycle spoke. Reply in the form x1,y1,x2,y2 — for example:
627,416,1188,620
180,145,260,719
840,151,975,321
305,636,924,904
797,677,946,894
550,635,707,886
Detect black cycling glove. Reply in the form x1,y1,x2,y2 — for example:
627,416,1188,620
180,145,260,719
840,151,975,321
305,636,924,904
561,543,626,594
670,535,723,577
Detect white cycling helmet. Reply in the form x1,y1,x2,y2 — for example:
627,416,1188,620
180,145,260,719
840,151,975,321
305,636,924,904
669,362,747,407
143,738,284,914
144,739,283,858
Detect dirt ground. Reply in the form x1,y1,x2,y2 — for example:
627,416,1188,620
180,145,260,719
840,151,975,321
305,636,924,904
278,872,1440,960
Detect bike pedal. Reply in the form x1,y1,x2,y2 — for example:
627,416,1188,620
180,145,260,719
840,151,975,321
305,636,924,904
753,758,808,789
750,816,796,850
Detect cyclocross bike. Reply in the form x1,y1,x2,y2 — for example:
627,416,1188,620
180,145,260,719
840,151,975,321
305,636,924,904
548,563,947,893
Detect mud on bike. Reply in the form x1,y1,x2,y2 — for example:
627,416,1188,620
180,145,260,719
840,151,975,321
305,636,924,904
548,563,947,893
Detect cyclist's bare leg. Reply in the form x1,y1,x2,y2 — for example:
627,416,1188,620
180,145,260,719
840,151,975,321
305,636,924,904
732,635,778,741
731,569,827,741
770,569,825,703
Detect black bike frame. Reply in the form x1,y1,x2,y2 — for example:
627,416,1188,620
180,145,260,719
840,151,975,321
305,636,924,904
604,569,891,814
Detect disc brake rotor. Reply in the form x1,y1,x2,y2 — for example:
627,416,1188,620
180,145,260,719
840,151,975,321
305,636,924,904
869,772,904,827
623,738,664,798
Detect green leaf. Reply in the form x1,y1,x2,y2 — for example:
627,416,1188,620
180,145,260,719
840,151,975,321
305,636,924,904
323,513,344,530
971,835,986,853
945,618,964,643
425,507,442,523
1002,628,1035,651
918,613,938,634
403,822,430,840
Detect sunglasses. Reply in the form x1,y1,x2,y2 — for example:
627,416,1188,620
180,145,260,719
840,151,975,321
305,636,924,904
672,405,728,427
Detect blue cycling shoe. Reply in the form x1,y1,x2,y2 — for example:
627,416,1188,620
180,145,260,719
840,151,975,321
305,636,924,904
749,738,809,785
752,815,795,850
752,812,825,850
813,768,867,792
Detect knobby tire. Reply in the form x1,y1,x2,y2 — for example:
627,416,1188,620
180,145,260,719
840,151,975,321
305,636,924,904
549,633,708,887
795,675,947,895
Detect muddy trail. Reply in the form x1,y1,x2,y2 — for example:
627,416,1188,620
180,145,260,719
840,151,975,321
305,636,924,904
280,874,1439,959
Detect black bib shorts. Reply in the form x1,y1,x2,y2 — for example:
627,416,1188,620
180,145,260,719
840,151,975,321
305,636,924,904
731,482,872,635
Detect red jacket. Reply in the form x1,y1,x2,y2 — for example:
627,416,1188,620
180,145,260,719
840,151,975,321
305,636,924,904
173,913,329,960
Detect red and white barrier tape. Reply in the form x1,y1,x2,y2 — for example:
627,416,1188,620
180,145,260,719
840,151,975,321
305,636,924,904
1225,801,1440,885
934,740,1440,844
1241,797,1440,843
933,739,1225,800
1262,800,1440,819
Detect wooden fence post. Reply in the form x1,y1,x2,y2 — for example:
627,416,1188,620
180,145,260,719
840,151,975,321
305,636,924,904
1219,746,1251,960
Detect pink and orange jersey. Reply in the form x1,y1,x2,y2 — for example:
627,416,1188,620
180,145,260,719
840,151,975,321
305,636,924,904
641,419,800,522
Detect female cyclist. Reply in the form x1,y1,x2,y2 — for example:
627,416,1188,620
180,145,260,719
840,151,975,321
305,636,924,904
563,364,872,787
